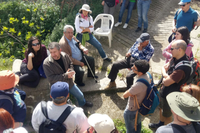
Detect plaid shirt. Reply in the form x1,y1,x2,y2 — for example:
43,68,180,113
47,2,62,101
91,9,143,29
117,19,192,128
128,41,154,62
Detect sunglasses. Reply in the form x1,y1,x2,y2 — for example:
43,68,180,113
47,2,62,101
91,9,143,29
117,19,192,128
170,47,179,51
32,42,40,46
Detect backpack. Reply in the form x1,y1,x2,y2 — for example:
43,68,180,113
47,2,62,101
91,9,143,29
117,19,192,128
133,72,160,131
172,122,200,133
39,101,75,133
175,57,200,88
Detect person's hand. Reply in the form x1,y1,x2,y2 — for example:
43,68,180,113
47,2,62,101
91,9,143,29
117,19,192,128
126,52,131,57
80,62,84,67
138,43,143,51
28,52,34,58
102,1,105,6
172,26,177,33
67,69,75,79
89,25,93,28
80,27,84,30
83,48,88,55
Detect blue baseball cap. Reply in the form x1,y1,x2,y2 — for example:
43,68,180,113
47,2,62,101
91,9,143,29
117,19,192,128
50,81,69,99
136,33,150,43
178,0,191,6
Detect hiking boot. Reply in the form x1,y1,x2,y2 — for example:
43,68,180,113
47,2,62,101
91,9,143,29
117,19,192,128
104,57,112,62
104,81,116,89
115,22,122,27
143,28,148,33
123,23,128,29
135,27,141,32
148,122,164,129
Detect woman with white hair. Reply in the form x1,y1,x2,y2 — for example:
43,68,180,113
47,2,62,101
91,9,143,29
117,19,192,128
75,4,112,62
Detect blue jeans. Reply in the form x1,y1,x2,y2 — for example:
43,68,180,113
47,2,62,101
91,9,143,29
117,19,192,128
124,108,141,133
119,0,135,23
69,84,86,106
137,0,151,29
76,33,106,59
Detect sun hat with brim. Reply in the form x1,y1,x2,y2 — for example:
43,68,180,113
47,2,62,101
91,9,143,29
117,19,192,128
178,0,191,6
0,70,19,90
79,4,92,14
88,113,115,133
167,92,200,121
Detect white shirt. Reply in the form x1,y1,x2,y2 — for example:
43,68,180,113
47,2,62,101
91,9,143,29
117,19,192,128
31,101,89,133
75,14,94,33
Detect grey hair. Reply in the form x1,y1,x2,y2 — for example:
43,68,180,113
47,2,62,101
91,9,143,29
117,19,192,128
63,25,74,33
48,42,60,50
175,40,187,52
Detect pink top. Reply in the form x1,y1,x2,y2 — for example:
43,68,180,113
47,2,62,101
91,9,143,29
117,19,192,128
162,40,194,63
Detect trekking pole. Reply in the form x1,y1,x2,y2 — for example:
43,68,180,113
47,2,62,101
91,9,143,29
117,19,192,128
83,55,98,83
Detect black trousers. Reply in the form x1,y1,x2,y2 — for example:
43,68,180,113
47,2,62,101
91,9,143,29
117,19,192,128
108,56,137,89
73,55,95,84
19,62,40,88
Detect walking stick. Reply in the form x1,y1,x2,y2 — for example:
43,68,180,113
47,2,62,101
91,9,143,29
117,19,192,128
83,55,98,83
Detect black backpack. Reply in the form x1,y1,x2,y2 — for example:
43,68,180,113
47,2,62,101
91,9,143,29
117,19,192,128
39,101,75,133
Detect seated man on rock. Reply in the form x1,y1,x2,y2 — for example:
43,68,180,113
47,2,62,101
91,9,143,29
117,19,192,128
43,42,93,107
105,33,154,89
59,25,97,86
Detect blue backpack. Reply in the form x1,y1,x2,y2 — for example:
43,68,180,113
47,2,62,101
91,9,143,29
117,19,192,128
135,72,160,116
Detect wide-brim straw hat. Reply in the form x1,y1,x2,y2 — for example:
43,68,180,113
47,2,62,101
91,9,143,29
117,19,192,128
79,4,92,14
167,92,200,121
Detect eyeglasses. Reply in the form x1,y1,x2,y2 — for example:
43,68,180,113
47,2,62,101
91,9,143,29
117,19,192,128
32,42,40,46
170,47,179,51
132,67,138,71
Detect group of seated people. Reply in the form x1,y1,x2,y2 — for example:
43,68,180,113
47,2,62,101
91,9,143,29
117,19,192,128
1,0,200,132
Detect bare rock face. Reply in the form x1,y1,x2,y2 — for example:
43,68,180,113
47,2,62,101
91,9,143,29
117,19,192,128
12,59,50,121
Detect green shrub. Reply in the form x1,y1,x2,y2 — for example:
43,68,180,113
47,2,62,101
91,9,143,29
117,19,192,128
0,1,60,59
0,57,14,71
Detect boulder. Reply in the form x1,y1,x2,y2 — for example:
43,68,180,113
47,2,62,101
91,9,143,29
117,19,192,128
12,59,50,121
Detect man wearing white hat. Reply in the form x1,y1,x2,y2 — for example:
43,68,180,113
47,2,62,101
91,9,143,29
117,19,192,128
172,0,198,33
156,92,200,133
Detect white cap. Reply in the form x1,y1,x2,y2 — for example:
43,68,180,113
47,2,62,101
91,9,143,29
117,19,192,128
88,113,115,133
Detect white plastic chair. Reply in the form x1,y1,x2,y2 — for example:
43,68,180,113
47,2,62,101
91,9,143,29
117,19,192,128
93,14,114,48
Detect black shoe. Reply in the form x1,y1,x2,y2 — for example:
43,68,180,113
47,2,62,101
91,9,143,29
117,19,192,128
104,57,112,62
15,71,21,76
143,28,147,33
76,82,85,86
148,123,163,128
84,101,93,107
135,27,141,32
88,75,98,79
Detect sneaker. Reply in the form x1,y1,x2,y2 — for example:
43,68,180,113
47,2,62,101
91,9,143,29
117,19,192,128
104,81,116,89
143,28,147,33
123,23,128,29
84,101,93,107
104,57,112,62
75,82,85,86
135,27,141,32
148,122,163,129
115,22,122,27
